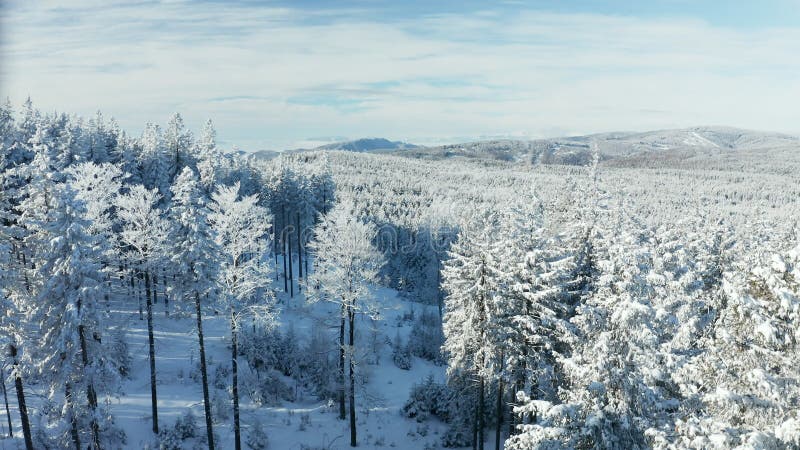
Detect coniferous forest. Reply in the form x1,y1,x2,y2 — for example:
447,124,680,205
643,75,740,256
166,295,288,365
0,99,799,450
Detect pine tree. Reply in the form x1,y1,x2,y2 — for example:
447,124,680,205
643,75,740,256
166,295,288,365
29,184,121,449
17,97,39,148
670,238,800,448
441,211,507,450
164,113,194,181
208,182,274,450
116,184,170,435
307,200,385,447
139,123,172,201
170,167,219,449
0,213,34,449
498,200,576,445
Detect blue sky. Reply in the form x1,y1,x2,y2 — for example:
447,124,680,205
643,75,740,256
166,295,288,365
2,0,800,150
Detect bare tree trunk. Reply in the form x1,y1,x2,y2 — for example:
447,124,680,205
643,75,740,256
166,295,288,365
163,268,170,317
125,266,131,303
472,392,478,450
105,272,111,314
282,206,288,293
287,212,294,299
338,305,346,420
20,252,30,293
436,258,443,325
145,270,159,434
348,306,356,447
273,224,279,281
303,233,308,277
78,321,101,449
495,378,503,450
9,345,32,450
478,376,485,450
230,308,242,450
65,382,81,450
136,273,143,320
1,366,12,438
195,292,215,450
153,272,159,304
296,212,303,284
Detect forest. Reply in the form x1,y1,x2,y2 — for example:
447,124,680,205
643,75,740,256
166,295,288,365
1,99,799,450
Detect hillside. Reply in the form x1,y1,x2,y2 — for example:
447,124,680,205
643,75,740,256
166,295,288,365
246,127,800,170
248,138,419,161
315,138,419,152
393,126,800,169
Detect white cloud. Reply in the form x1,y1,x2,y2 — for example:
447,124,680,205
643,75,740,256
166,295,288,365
2,1,799,149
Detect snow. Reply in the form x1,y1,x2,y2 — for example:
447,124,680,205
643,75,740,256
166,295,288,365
684,131,721,149
4,101,800,450
754,321,777,345
115,285,446,449
1,281,451,449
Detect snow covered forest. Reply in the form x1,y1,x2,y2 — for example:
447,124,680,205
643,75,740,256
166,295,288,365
1,99,799,450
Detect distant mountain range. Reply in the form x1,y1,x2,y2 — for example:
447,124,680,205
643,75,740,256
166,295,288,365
390,126,800,166
247,127,800,167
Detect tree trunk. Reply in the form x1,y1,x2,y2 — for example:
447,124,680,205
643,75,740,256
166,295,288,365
163,268,169,317
478,376,485,450
230,308,242,450
348,306,356,447
282,206,288,293
287,212,294,298
20,252,30,293
304,241,308,277
126,266,131,301
195,292,215,450
105,273,111,314
338,305,346,420
437,258,443,325
296,212,303,283
495,378,503,450
1,366,12,438
153,272,159,304
472,394,478,450
78,322,101,449
131,272,139,320
65,382,81,450
273,224,279,281
145,270,159,434
136,274,143,320
9,345,32,450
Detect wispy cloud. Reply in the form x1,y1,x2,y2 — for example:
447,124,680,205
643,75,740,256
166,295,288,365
2,0,799,149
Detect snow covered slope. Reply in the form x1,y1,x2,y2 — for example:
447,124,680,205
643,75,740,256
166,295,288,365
3,279,449,450
393,126,800,168
315,138,419,152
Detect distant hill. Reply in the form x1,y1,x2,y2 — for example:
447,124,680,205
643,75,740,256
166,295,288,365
315,137,419,152
393,126,800,167
250,149,281,160
247,138,419,160
245,127,800,168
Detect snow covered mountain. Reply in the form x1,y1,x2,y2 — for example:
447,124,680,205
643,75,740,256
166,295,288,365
247,127,799,167
249,138,419,160
315,137,419,152
395,126,800,166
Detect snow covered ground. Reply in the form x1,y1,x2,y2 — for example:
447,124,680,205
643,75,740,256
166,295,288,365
1,278,451,450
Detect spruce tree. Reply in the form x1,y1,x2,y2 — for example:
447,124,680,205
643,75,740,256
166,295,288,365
170,167,219,449
209,182,274,450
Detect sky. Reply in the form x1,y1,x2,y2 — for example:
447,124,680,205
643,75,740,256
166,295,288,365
2,0,800,150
